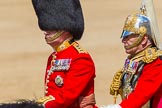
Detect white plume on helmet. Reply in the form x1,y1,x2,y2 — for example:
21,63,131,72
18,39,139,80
141,0,162,49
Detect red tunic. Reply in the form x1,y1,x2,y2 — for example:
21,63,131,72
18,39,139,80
43,42,97,108
120,58,162,108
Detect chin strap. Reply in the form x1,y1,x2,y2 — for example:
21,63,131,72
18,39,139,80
46,31,64,44
125,34,145,50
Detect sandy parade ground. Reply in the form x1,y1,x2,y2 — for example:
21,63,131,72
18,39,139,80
0,0,162,106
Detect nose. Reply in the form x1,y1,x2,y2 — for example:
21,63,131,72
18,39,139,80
122,36,129,43
43,31,56,36
44,31,48,35
43,30,50,34
122,38,126,43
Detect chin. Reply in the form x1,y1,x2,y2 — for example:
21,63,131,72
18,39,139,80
125,50,134,55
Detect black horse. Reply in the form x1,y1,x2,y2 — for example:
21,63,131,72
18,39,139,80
0,100,44,108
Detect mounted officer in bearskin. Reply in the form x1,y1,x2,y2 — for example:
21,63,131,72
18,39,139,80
32,0,98,108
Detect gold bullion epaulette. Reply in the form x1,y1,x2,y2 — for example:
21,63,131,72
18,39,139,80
142,47,162,63
73,42,87,53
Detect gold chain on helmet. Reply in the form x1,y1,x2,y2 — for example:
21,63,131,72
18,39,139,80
46,31,64,43
125,33,145,50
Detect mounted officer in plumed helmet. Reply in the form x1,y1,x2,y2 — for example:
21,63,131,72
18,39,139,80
100,0,162,108
32,0,98,108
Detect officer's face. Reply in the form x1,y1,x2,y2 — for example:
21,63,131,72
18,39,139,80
43,30,64,46
43,30,71,47
44,30,62,43
122,34,140,55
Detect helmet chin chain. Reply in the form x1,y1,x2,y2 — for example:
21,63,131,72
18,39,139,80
46,31,64,44
125,34,145,50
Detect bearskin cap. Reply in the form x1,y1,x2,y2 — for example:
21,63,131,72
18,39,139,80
32,0,84,40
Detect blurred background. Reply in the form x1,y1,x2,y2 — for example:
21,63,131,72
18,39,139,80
0,0,161,106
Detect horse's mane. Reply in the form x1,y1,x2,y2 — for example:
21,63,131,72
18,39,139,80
0,100,44,108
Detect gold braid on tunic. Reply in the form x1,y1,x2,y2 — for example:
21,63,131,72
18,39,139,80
109,69,123,104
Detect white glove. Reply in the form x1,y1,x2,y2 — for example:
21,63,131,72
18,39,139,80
99,104,121,108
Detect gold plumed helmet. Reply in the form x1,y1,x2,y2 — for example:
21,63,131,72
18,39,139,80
121,13,151,39
121,11,152,49
121,0,162,50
